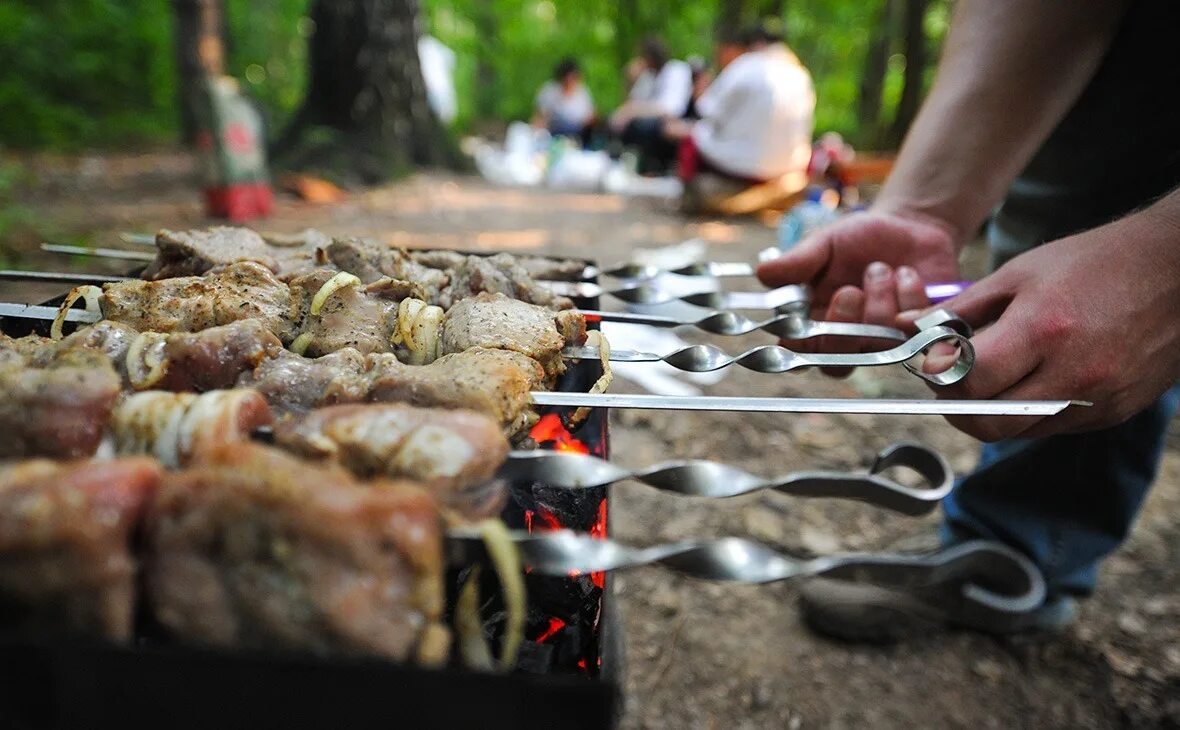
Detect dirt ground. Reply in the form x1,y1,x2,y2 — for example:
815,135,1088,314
4,152,1179,728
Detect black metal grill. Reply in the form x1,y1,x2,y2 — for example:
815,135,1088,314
0,254,622,730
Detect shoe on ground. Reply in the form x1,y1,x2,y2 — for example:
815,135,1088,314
798,577,1077,644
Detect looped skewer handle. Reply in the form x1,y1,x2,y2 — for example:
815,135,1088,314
447,533,1045,626
563,324,975,385
582,307,970,342
503,442,951,516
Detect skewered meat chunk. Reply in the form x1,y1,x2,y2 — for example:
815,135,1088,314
0,350,122,459
367,348,545,437
143,227,318,282
438,252,572,310
410,249,588,282
112,390,273,468
101,261,298,343
237,349,371,416
325,238,450,299
0,332,53,365
276,404,509,521
440,292,585,378
288,270,406,357
0,458,162,641
144,443,447,663
126,319,284,392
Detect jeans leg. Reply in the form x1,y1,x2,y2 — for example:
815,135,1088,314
941,386,1180,597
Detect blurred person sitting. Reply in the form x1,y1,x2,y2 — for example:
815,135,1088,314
609,36,694,174
533,58,596,144
668,20,815,206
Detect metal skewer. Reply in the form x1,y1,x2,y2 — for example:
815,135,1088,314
447,532,1045,627
41,243,155,262
0,270,127,284
543,280,965,310
502,442,951,516
563,324,974,385
585,308,909,340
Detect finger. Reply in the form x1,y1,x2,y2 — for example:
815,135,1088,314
861,261,899,351
755,235,832,289
895,266,929,312
935,309,1044,401
818,286,865,378
896,269,1018,331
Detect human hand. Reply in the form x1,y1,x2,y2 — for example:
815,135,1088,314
902,207,1180,441
755,209,962,362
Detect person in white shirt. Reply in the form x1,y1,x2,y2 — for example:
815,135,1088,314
418,34,457,125
609,37,694,174
533,58,596,142
668,23,815,184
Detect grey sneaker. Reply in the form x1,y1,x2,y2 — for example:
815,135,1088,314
799,575,1077,644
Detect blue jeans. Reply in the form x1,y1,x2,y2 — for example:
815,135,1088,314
941,222,1180,597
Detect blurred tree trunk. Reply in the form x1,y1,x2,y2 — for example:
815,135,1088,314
172,0,225,145
273,0,456,182
888,0,930,147
472,0,498,119
857,0,894,148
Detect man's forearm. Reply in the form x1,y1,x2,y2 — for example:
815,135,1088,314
876,0,1131,246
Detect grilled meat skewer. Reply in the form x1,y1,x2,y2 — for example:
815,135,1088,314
43,262,587,376
61,227,578,309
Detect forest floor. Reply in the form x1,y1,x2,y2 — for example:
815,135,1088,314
4,151,1180,728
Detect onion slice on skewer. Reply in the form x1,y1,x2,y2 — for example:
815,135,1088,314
309,271,362,316
51,285,103,340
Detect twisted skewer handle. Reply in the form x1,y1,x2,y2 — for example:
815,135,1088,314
446,533,1045,629
564,324,974,385
502,443,952,516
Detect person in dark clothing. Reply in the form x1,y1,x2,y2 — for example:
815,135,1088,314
757,0,1180,640
609,37,693,174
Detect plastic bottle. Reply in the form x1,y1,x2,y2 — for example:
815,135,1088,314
777,186,841,251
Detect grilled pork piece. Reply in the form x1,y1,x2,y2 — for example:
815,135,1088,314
325,238,451,300
287,269,409,357
125,319,284,392
438,252,572,310
143,227,318,281
0,350,122,459
145,443,447,663
112,389,273,468
410,249,587,281
102,261,298,343
237,348,371,416
0,457,162,641
239,346,545,436
439,292,585,378
367,348,546,437
276,404,509,521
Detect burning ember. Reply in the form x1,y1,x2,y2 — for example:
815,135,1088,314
530,413,591,454
519,412,610,669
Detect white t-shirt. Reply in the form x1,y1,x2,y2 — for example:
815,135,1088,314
692,46,815,180
418,35,457,124
628,59,693,118
535,81,595,128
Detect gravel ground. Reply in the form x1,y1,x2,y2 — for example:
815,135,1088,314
4,153,1179,728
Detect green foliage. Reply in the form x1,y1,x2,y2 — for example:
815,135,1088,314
0,0,177,148
0,0,948,151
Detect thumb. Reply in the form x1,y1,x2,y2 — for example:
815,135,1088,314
756,235,831,289
897,270,1017,331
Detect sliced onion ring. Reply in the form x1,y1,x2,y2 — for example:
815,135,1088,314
310,271,362,316
454,567,495,671
51,285,103,340
289,332,314,356
125,331,170,390
477,519,526,670
571,330,613,426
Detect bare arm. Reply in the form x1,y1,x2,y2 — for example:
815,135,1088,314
878,0,1132,245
